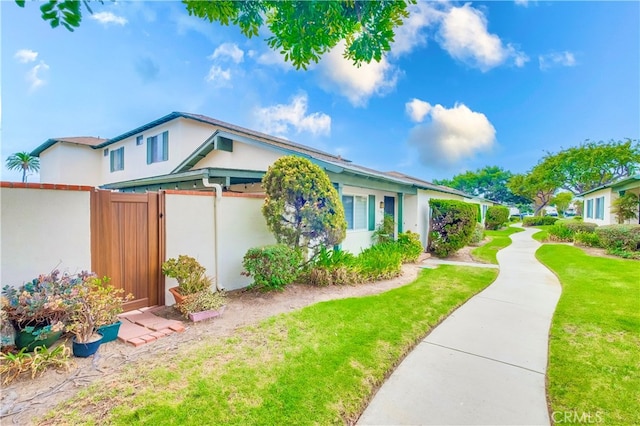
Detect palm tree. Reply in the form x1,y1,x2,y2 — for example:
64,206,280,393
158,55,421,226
6,152,40,183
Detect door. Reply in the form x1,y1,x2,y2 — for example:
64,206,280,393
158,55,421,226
91,190,164,311
384,196,396,237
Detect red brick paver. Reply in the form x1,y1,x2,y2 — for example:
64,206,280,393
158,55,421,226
117,307,185,347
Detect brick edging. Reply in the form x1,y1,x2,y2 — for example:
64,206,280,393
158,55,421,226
0,182,94,191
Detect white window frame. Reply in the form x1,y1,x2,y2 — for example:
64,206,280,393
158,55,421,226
147,131,168,164
586,199,594,218
342,194,368,231
595,196,605,220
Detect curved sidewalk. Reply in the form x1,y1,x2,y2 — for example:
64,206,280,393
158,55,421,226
358,226,561,425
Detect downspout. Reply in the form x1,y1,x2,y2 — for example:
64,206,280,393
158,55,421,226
202,178,224,292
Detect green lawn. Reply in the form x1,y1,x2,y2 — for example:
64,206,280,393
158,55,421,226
531,225,552,242
471,226,524,264
537,245,640,425
44,266,498,425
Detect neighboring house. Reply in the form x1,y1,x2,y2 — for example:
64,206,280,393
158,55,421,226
579,174,640,225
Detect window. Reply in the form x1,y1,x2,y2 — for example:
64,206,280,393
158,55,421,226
586,199,594,218
595,196,605,220
136,135,143,146
103,148,109,157
147,131,168,164
110,147,124,172
482,205,488,222
342,195,367,230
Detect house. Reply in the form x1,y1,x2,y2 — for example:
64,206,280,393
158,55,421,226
26,111,497,306
579,174,640,225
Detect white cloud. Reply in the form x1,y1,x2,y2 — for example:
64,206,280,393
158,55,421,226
514,0,529,6
205,65,232,87
210,43,244,64
91,12,128,26
390,2,441,57
254,93,331,137
26,61,50,92
539,51,577,70
317,41,400,107
255,49,296,71
15,49,38,63
407,100,496,167
406,98,433,123
437,4,528,71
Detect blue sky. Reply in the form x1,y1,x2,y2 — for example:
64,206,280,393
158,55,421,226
2,1,639,183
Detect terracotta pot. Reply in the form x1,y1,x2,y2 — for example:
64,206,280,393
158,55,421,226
169,287,186,304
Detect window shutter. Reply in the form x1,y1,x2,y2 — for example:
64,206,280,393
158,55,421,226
368,195,375,231
162,131,169,161
146,137,152,164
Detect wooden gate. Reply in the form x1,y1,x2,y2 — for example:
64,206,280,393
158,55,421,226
91,190,164,311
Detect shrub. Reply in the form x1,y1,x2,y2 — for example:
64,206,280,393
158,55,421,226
162,255,211,295
429,199,477,258
396,231,423,263
177,290,226,317
595,224,640,252
306,247,360,286
547,223,574,242
564,221,597,234
522,216,559,226
573,216,583,221
372,214,395,245
356,244,403,281
469,223,485,246
606,248,640,260
611,193,639,224
242,245,303,291
485,206,509,230
573,231,601,248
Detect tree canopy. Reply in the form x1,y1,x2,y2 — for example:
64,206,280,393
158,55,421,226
434,166,530,205
5,152,40,183
19,0,414,69
540,139,640,195
262,156,346,255
507,166,558,216
551,192,573,215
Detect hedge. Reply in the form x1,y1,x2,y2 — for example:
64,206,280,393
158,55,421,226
242,245,303,290
429,199,477,258
594,224,640,252
522,216,559,226
485,206,510,230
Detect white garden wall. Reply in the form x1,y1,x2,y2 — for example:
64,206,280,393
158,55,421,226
0,184,93,287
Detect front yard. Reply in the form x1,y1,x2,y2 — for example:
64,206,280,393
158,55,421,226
537,245,639,425
42,265,498,425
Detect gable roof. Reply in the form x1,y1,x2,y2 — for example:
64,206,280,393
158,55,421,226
31,136,107,156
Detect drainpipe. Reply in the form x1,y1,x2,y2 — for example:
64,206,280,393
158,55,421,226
202,178,224,292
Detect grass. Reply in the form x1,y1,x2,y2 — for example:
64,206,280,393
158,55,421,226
44,266,498,425
531,225,553,242
536,245,640,425
471,226,524,264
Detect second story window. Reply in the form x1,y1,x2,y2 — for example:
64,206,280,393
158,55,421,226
147,131,168,164
110,147,124,172
136,135,143,145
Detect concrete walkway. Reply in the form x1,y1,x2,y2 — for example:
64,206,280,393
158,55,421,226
358,226,561,425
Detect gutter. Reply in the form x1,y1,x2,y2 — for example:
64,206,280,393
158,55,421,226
202,178,224,292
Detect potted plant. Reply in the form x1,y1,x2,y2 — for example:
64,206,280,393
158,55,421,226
92,277,133,343
162,255,212,304
66,275,108,357
1,270,80,352
177,290,227,322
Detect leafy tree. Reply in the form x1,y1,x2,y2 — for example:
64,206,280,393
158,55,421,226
611,193,639,224
507,166,558,216
551,192,573,216
20,0,413,69
434,166,529,205
5,152,40,183
262,156,346,255
541,139,640,195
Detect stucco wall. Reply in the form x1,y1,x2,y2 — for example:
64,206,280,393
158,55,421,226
0,186,92,287
584,188,613,226
164,192,216,304
163,191,275,302
40,143,102,186
194,140,283,172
